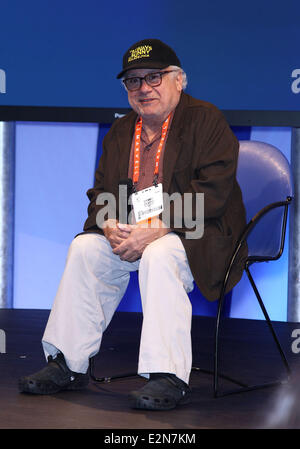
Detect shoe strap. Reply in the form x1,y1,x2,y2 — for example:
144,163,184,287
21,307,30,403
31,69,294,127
150,373,189,392
48,353,72,375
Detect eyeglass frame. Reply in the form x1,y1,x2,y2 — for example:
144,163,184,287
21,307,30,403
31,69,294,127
122,69,179,91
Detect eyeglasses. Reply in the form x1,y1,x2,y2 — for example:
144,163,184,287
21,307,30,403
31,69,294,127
123,70,177,91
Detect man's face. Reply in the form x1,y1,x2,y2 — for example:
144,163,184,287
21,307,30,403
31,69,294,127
124,67,183,125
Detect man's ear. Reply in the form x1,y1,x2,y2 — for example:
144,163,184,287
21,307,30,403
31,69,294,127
175,71,183,92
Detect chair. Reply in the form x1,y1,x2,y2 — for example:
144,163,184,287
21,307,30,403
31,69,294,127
89,140,293,397
213,140,293,397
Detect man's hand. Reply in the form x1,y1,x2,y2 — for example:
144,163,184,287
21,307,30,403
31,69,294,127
102,219,132,250
112,218,171,262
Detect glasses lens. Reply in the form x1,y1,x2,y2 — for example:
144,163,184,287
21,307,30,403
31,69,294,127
124,72,164,91
124,77,140,91
145,73,162,87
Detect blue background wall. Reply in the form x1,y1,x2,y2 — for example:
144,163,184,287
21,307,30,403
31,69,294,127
0,0,299,111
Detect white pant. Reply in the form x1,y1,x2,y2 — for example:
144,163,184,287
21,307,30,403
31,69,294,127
42,232,195,384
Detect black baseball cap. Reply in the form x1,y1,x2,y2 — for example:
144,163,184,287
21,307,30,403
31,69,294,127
117,38,181,79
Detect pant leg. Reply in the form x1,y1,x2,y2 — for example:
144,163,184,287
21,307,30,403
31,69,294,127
42,233,139,373
137,232,195,384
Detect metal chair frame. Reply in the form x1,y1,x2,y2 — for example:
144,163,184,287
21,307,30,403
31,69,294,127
213,196,292,397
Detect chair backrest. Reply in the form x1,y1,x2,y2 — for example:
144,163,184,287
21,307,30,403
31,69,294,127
236,140,293,258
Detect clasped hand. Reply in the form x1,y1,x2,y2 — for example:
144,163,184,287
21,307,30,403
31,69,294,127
102,218,170,262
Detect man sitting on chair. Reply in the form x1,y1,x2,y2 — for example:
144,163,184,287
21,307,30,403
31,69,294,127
19,39,247,410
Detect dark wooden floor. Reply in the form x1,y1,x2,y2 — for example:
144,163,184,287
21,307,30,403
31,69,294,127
1,309,300,430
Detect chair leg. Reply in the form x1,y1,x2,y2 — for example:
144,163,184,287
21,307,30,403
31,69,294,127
213,291,248,396
213,293,224,397
213,267,291,397
245,265,291,377
89,357,138,383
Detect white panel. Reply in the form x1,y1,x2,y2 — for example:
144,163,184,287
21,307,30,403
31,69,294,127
14,122,98,309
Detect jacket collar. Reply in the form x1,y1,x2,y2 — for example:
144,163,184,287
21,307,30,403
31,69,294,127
116,111,137,181
162,92,188,192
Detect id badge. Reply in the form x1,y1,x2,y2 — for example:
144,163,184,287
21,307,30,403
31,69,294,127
131,183,164,223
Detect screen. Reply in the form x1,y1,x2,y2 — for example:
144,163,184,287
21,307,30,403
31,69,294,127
0,0,299,111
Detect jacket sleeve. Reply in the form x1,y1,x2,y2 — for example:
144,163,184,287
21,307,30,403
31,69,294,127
193,109,239,219
165,108,239,237
83,131,111,233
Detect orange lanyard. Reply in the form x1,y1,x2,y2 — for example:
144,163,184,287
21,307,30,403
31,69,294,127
132,114,171,189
